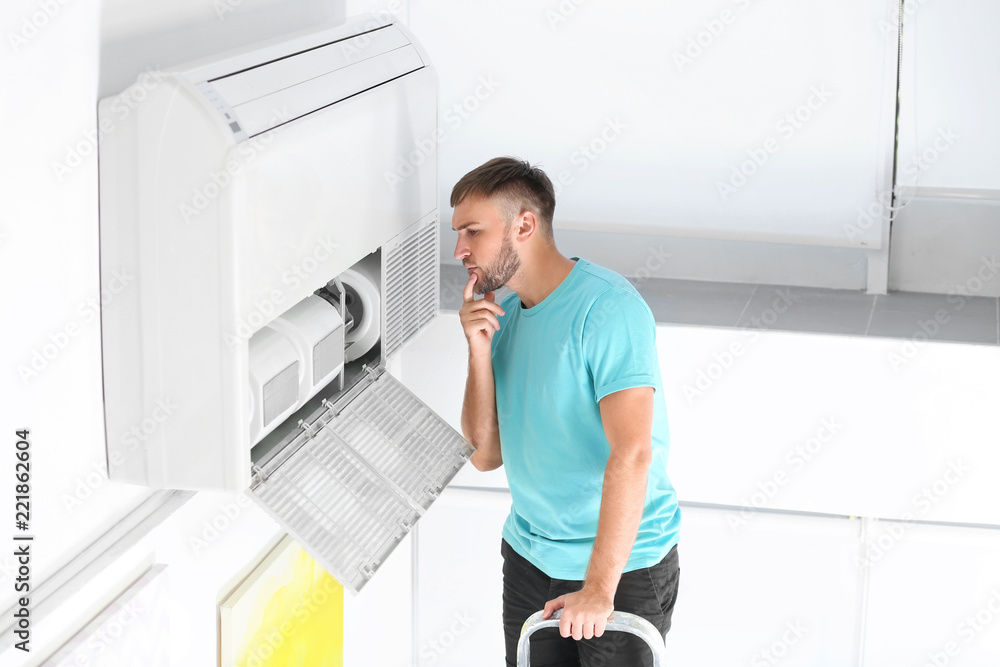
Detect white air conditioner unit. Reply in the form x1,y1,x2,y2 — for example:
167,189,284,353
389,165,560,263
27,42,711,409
98,14,471,593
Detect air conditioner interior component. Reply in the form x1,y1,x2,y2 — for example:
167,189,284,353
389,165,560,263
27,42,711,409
247,294,347,445
248,327,300,445
250,364,473,594
336,253,382,362
266,294,346,396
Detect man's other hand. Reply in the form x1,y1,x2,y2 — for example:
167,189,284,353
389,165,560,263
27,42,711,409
541,586,615,640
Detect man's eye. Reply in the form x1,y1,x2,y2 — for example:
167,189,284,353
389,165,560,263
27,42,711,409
468,230,479,236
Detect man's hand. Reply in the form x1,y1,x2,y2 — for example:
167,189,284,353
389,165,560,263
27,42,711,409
458,271,505,470
541,586,615,640
459,273,505,358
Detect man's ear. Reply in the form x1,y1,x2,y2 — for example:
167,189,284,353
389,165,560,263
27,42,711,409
515,210,537,242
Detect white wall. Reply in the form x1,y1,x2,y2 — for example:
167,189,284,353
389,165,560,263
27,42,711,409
889,0,1000,297
410,0,896,250
418,0,1000,295
2,0,151,631
895,0,1000,193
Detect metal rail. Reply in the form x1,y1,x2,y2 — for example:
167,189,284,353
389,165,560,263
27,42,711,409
517,609,666,666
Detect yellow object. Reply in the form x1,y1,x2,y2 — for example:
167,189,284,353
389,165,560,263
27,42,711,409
221,535,344,667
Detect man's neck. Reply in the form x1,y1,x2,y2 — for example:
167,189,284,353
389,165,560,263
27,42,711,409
510,251,578,309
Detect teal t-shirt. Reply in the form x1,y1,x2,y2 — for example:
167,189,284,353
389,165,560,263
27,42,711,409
491,256,681,580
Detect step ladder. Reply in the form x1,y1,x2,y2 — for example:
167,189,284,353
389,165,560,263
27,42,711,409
517,609,666,666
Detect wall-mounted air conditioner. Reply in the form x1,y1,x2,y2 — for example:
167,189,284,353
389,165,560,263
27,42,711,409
98,14,472,593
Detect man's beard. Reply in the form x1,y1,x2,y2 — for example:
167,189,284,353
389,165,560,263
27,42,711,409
474,233,521,294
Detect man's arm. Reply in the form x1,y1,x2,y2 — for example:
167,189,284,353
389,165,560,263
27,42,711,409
583,385,654,597
458,273,504,471
461,350,503,471
542,385,654,640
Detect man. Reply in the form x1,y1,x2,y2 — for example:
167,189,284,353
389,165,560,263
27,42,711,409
452,156,681,666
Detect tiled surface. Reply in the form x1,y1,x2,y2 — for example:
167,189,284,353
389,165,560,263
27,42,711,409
439,263,1000,346
735,284,876,336
865,310,999,346
633,278,758,328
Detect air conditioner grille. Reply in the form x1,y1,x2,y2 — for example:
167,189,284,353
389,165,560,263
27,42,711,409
250,367,473,593
383,221,439,357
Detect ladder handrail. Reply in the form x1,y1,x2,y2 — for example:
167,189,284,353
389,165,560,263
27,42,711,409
516,608,666,666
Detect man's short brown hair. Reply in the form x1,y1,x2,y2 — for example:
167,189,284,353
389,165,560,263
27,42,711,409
450,157,556,242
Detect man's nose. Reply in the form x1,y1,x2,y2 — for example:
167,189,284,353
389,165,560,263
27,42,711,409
455,237,469,261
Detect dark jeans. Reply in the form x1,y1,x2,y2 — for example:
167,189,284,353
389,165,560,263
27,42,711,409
502,539,680,667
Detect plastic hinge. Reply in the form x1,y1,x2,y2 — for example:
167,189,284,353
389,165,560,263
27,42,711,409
251,463,268,485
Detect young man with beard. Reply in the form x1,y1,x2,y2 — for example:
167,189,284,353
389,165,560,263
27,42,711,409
452,157,681,666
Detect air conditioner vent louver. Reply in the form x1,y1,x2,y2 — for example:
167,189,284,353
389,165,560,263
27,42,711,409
383,221,439,357
250,367,473,593
197,24,424,138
